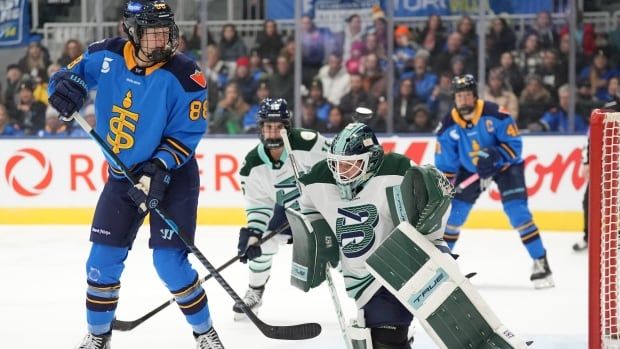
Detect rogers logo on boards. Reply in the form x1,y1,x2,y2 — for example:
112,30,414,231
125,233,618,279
4,148,53,196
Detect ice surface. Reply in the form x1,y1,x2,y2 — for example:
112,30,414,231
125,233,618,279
0,225,587,348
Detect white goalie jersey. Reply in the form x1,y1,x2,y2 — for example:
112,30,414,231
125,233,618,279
298,153,446,307
239,128,330,234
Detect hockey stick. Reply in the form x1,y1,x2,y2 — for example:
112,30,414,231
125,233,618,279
112,223,289,332
280,129,353,349
72,112,321,340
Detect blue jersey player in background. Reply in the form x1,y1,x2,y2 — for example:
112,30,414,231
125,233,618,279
434,74,554,289
47,1,225,348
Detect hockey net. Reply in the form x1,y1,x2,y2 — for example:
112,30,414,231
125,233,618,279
590,109,620,349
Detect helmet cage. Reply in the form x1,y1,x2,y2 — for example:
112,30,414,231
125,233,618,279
123,1,179,64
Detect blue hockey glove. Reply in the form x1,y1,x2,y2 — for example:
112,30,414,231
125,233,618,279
476,147,502,179
238,227,263,263
127,159,171,213
48,71,88,121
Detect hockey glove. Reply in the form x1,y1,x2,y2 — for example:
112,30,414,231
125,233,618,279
476,147,502,179
238,227,263,263
128,159,171,213
48,71,88,121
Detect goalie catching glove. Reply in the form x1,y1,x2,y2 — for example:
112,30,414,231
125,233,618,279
128,159,171,213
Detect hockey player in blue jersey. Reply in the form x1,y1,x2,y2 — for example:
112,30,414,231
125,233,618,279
435,74,554,289
47,1,224,348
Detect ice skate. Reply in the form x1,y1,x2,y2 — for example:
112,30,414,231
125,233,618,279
195,327,225,349
76,332,111,349
232,285,264,321
530,255,554,289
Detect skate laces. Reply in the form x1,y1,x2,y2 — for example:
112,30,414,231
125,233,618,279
532,258,548,274
243,288,263,307
197,328,224,349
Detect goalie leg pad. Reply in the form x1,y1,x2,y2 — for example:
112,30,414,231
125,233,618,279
348,324,373,349
371,326,410,349
286,209,339,292
365,222,528,349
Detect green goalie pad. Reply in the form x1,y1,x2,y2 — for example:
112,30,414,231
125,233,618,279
365,222,529,349
386,164,454,235
286,208,340,292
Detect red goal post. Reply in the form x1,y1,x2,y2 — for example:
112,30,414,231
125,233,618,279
590,109,620,349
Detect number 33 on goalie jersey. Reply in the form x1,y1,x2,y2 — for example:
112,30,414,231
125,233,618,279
51,37,208,172
239,129,330,234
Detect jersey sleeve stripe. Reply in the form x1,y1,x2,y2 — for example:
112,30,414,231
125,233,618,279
165,137,192,157
158,146,182,166
499,143,517,159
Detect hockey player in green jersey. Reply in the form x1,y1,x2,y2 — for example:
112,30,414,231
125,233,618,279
293,122,529,348
234,98,330,320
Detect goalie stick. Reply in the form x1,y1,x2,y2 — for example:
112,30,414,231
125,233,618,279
112,223,289,332
72,112,321,341
280,128,353,349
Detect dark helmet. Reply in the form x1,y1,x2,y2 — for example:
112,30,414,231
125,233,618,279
256,98,291,148
452,74,478,115
122,0,179,63
327,122,384,200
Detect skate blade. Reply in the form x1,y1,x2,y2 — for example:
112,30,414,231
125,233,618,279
533,276,555,289
233,307,260,321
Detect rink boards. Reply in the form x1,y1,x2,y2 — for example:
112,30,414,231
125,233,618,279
0,135,587,231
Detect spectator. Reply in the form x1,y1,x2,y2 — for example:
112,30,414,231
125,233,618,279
416,14,446,56
598,76,620,102
18,41,51,83
325,106,347,133
450,55,467,78
558,11,595,57
4,64,24,112
57,39,84,67
408,52,437,103
518,74,553,129
176,33,198,61
342,14,364,61
232,56,258,104
218,24,248,62
576,78,604,118
255,20,283,65
393,25,418,77
367,95,390,132
394,78,421,122
38,106,70,137
187,21,216,54
248,48,267,82
514,33,544,76
243,81,270,132
362,32,386,61
307,79,332,122
301,98,327,131
33,63,60,106
70,104,96,137
339,73,376,119
429,71,454,118
210,82,250,134
410,104,435,133
528,84,588,133
361,53,387,99
433,32,474,75
487,17,517,67
280,36,296,66
0,103,20,136
537,49,566,95
558,32,586,74
456,16,477,54
345,41,364,75
268,55,295,109
580,50,620,100
482,67,519,119
524,11,558,49
13,80,46,135
203,44,233,93
317,53,350,106
301,16,326,85
370,7,388,51
499,51,524,95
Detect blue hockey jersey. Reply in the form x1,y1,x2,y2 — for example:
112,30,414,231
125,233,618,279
49,38,208,172
435,100,522,176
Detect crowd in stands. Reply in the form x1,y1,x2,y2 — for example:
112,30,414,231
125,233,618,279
2,9,620,137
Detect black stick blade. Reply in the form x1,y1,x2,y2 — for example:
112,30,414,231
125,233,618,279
111,320,134,331
260,322,322,340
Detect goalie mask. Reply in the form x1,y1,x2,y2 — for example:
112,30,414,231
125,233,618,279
256,98,291,149
328,123,384,200
123,0,179,64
